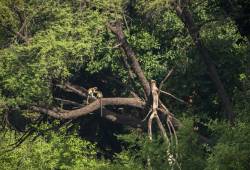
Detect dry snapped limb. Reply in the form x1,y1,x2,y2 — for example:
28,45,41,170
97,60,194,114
142,108,152,122
32,97,145,119
147,80,170,168
107,21,151,99
56,83,87,97
159,99,179,148
158,68,174,96
54,98,83,107
160,90,186,104
158,69,185,104
158,69,182,132
148,80,170,143
157,69,181,149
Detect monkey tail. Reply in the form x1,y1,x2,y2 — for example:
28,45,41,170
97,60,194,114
100,98,103,117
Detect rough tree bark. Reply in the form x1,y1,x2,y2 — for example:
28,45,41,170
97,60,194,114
107,22,151,99
32,98,145,119
172,0,235,125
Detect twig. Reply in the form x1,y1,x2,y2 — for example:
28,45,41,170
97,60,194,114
167,119,173,142
56,83,87,97
158,68,174,95
142,109,152,122
159,100,173,116
54,98,82,107
148,113,154,140
65,83,87,96
160,90,186,104
155,114,169,142
112,43,122,48
168,116,178,145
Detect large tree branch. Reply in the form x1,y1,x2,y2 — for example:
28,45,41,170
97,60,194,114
31,98,144,128
107,22,151,99
31,97,145,119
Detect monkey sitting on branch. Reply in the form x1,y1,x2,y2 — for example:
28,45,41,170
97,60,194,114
86,87,103,116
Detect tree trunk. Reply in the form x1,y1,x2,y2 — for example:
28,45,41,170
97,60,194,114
173,2,235,125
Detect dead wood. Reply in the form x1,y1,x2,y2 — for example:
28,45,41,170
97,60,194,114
31,97,145,119
107,22,151,99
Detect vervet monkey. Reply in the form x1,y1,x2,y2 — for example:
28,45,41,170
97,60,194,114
87,87,97,104
87,87,103,117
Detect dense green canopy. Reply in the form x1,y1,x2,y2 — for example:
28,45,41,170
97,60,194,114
0,0,249,169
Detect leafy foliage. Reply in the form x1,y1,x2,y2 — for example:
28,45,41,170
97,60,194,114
0,0,249,169
0,130,107,170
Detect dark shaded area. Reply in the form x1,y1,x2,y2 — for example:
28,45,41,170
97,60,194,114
219,0,250,41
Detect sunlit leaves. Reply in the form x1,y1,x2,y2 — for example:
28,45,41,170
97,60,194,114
0,130,107,170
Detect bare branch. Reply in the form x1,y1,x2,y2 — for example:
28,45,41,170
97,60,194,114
167,116,178,145
166,120,173,141
155,114,169,142
107,22,151,99
160,90,186,104
56,83,87,97
5,129,34,152
31,104,144,128
31,97,145,119
142,109,152,122
158,68,174,94
148,113,154,140
54,98,82,107
159,100,173,116
65,83,87,96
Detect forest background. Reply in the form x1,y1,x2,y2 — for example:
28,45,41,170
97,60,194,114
0,0,249,169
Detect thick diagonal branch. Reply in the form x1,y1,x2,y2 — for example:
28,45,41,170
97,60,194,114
31,98,144,128
107,22,151,99
32,97,145,119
